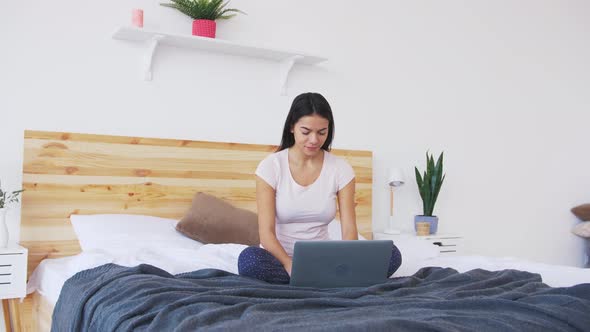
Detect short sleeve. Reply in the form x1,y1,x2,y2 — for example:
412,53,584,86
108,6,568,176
337,157,355,191
255,153,279,190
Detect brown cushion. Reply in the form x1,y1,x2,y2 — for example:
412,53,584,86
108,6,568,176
176,192,259,246
571,204,590,221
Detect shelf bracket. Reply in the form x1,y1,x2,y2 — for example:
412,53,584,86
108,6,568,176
279,55,303,95
143,34,164,81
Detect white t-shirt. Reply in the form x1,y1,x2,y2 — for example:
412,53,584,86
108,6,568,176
255,149,355,256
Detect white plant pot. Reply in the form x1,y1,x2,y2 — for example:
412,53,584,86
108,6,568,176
0,208,8,248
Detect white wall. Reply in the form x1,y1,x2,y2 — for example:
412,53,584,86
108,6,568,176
1,0,589,272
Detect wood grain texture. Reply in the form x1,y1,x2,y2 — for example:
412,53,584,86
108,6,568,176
7,292,51,332
32,293,52,332
3,299,10,332
15,130,373,331
7,297,29,332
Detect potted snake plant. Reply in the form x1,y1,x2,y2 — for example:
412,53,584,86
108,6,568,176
160,0,245,38
414,151,445,234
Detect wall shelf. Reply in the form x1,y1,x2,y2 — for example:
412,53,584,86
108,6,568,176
112,26,327,95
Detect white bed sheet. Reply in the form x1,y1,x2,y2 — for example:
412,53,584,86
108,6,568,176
28,244,590,306
27,244,248,305
397,255,590,288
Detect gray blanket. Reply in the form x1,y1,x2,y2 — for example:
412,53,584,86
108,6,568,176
52,264,590,332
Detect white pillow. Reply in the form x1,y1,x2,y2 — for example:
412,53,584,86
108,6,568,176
70,214,203,254
573,222,590,238
328,220,367,240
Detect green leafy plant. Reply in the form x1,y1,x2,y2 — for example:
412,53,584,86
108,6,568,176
160,0,245,20
0,181,24,209
415,151,445,216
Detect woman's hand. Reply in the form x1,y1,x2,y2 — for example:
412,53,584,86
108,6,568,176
284,260,293,276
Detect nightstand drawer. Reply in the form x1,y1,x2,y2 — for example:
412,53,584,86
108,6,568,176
421,235,463,255
0,264,13,275
373,232,465,256
0,274,14,283
0,247,28,299
0,253,24,265
0,282,16,291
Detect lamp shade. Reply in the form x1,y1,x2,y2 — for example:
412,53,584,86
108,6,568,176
388,168,405,187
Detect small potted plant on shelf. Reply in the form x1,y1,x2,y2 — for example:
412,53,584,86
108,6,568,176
0,181,24,248
160,0,245,38
414,151,445,235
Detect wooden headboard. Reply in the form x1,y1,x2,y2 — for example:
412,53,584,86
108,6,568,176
10,130,373,330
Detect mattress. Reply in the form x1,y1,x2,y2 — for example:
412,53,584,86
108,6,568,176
28,242,590,306
27,243,248,305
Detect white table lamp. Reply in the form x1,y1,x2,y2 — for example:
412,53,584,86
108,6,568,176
384,167,405,234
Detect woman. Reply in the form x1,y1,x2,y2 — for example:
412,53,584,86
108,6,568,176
238,92,402,284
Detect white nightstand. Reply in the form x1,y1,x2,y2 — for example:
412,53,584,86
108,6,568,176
0,246,28,300
374,232,465,256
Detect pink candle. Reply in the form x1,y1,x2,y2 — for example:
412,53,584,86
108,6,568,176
132,9,144,28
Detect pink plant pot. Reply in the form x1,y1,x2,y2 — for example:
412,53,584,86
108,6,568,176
192,19,216,38
131,9,144,28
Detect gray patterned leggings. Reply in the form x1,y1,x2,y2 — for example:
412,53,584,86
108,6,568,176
238,245,402,284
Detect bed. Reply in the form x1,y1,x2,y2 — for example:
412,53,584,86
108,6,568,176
10,130,373,331
8,130,590,331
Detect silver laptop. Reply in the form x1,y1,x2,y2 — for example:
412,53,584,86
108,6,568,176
290,240,393,288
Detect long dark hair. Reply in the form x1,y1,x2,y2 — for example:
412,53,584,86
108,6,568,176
277,92,335,152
